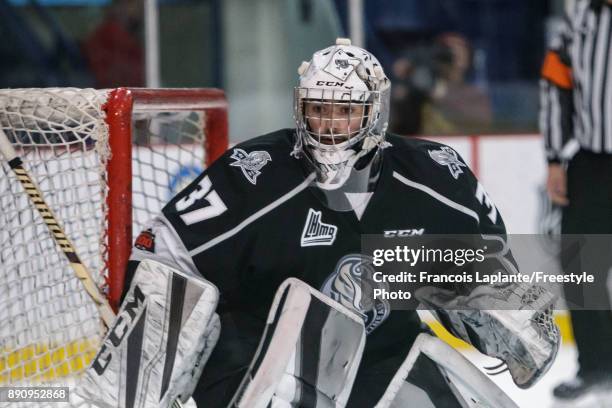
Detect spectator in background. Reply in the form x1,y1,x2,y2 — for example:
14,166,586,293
388,54,429,135
389,32,492,136
83,0,144,88
422,32,492,135
539,0,612,404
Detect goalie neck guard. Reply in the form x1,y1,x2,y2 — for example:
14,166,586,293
293,38,391,212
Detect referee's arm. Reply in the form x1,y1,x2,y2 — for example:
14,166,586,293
539,27,574,205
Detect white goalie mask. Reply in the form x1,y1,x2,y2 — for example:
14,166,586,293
293,38,391,209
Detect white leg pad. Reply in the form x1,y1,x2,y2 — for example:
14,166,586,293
76,259,220,408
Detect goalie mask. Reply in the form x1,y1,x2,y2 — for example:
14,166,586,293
293,38,391,211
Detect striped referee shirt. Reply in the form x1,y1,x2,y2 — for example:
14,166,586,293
540,0,612,162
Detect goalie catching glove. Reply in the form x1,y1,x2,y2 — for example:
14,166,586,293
416,281,560,389
77,259,220,408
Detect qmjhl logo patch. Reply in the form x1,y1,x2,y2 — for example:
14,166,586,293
301,209,337,247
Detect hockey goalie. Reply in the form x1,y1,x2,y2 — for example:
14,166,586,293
78,37,560,407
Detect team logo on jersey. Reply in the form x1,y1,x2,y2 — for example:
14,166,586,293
429,146,467,179
230,148,272,185
301,209,337,247
321,255,390,334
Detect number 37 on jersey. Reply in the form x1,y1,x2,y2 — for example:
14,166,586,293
175,176,227,225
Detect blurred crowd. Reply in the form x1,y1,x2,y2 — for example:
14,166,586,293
388,32,492,135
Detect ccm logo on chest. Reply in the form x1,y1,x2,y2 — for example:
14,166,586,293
383,229,425,237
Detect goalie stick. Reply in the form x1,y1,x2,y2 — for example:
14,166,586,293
0,128,116,327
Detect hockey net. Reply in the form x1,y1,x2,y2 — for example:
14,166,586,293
0,88,228,396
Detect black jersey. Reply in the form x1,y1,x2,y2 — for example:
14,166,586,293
131,128,508,407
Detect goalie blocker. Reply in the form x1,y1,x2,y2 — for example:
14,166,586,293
77,259,221,408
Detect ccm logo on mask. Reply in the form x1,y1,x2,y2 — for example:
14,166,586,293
315,81,345,87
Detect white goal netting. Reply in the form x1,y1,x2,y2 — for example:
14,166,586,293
0,88,214,406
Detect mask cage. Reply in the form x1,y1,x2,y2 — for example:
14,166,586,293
294,87,382,153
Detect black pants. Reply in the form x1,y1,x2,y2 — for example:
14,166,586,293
561,149,612,375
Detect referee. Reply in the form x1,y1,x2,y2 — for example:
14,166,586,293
539,0,612,402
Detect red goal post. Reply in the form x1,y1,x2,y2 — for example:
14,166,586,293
105,88,228,310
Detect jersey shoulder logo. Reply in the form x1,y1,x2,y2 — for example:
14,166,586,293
321,254,390,334
428,146,467,179
230,148,272,185
301,208,337,247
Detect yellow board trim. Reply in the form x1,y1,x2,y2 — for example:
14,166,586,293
0,339,99,384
